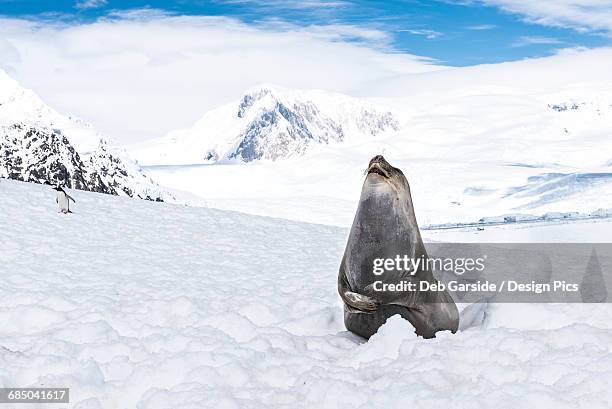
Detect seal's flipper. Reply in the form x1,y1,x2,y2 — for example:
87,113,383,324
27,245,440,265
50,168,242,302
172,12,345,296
343,291,380,313
338,270,380,313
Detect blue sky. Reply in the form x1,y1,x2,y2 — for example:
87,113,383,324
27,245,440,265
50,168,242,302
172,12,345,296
1,0,610,66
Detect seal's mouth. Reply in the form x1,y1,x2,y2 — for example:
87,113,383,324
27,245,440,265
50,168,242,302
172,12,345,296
367,163,390,179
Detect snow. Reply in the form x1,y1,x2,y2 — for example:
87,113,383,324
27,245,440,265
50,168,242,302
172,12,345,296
134,77,612,226
0,68,101,154
131,84,399,165
0,68,170,201
114,49,612,227
425,218,612,243
2,179,612,408
3,47,612,408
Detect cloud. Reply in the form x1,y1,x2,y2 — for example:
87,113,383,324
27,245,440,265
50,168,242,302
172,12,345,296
398,29,442,39
75,0,108,10
511,35,564,47
214,0,350,9
477,1,612,34
0,12,440,143
465,24,496,30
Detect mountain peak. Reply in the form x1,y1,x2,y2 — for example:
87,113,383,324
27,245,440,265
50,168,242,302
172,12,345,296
238,87,274,118
135,85,400,165
0,70,171,201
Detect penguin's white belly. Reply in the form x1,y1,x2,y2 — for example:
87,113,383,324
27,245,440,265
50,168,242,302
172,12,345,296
57,192,70,212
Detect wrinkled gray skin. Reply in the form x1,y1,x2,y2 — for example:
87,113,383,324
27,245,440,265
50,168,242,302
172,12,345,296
339,155,459,339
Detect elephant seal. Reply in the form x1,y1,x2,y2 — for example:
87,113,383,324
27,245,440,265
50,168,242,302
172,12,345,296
338,155,459,339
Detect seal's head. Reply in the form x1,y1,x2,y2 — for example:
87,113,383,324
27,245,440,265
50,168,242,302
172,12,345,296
347,155,422,259
365,154,408,191
360,155,416,222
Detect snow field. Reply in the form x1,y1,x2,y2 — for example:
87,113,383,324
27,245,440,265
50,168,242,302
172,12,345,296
1,179,612,408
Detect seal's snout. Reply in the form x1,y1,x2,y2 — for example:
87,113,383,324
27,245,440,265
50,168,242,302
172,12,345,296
367,155,391,178
369,155,387,166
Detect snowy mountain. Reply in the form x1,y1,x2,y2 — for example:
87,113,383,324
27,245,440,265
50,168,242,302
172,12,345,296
133,85,399,164
0,69,170,201
138,58,612,227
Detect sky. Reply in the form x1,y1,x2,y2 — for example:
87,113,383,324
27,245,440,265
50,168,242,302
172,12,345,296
1,0,612,142
2,0,611,65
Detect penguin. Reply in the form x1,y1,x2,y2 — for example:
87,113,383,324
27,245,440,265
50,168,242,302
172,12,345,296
53,185,75,213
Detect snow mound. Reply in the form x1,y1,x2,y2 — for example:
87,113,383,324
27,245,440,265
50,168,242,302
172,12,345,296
1,179,612,408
